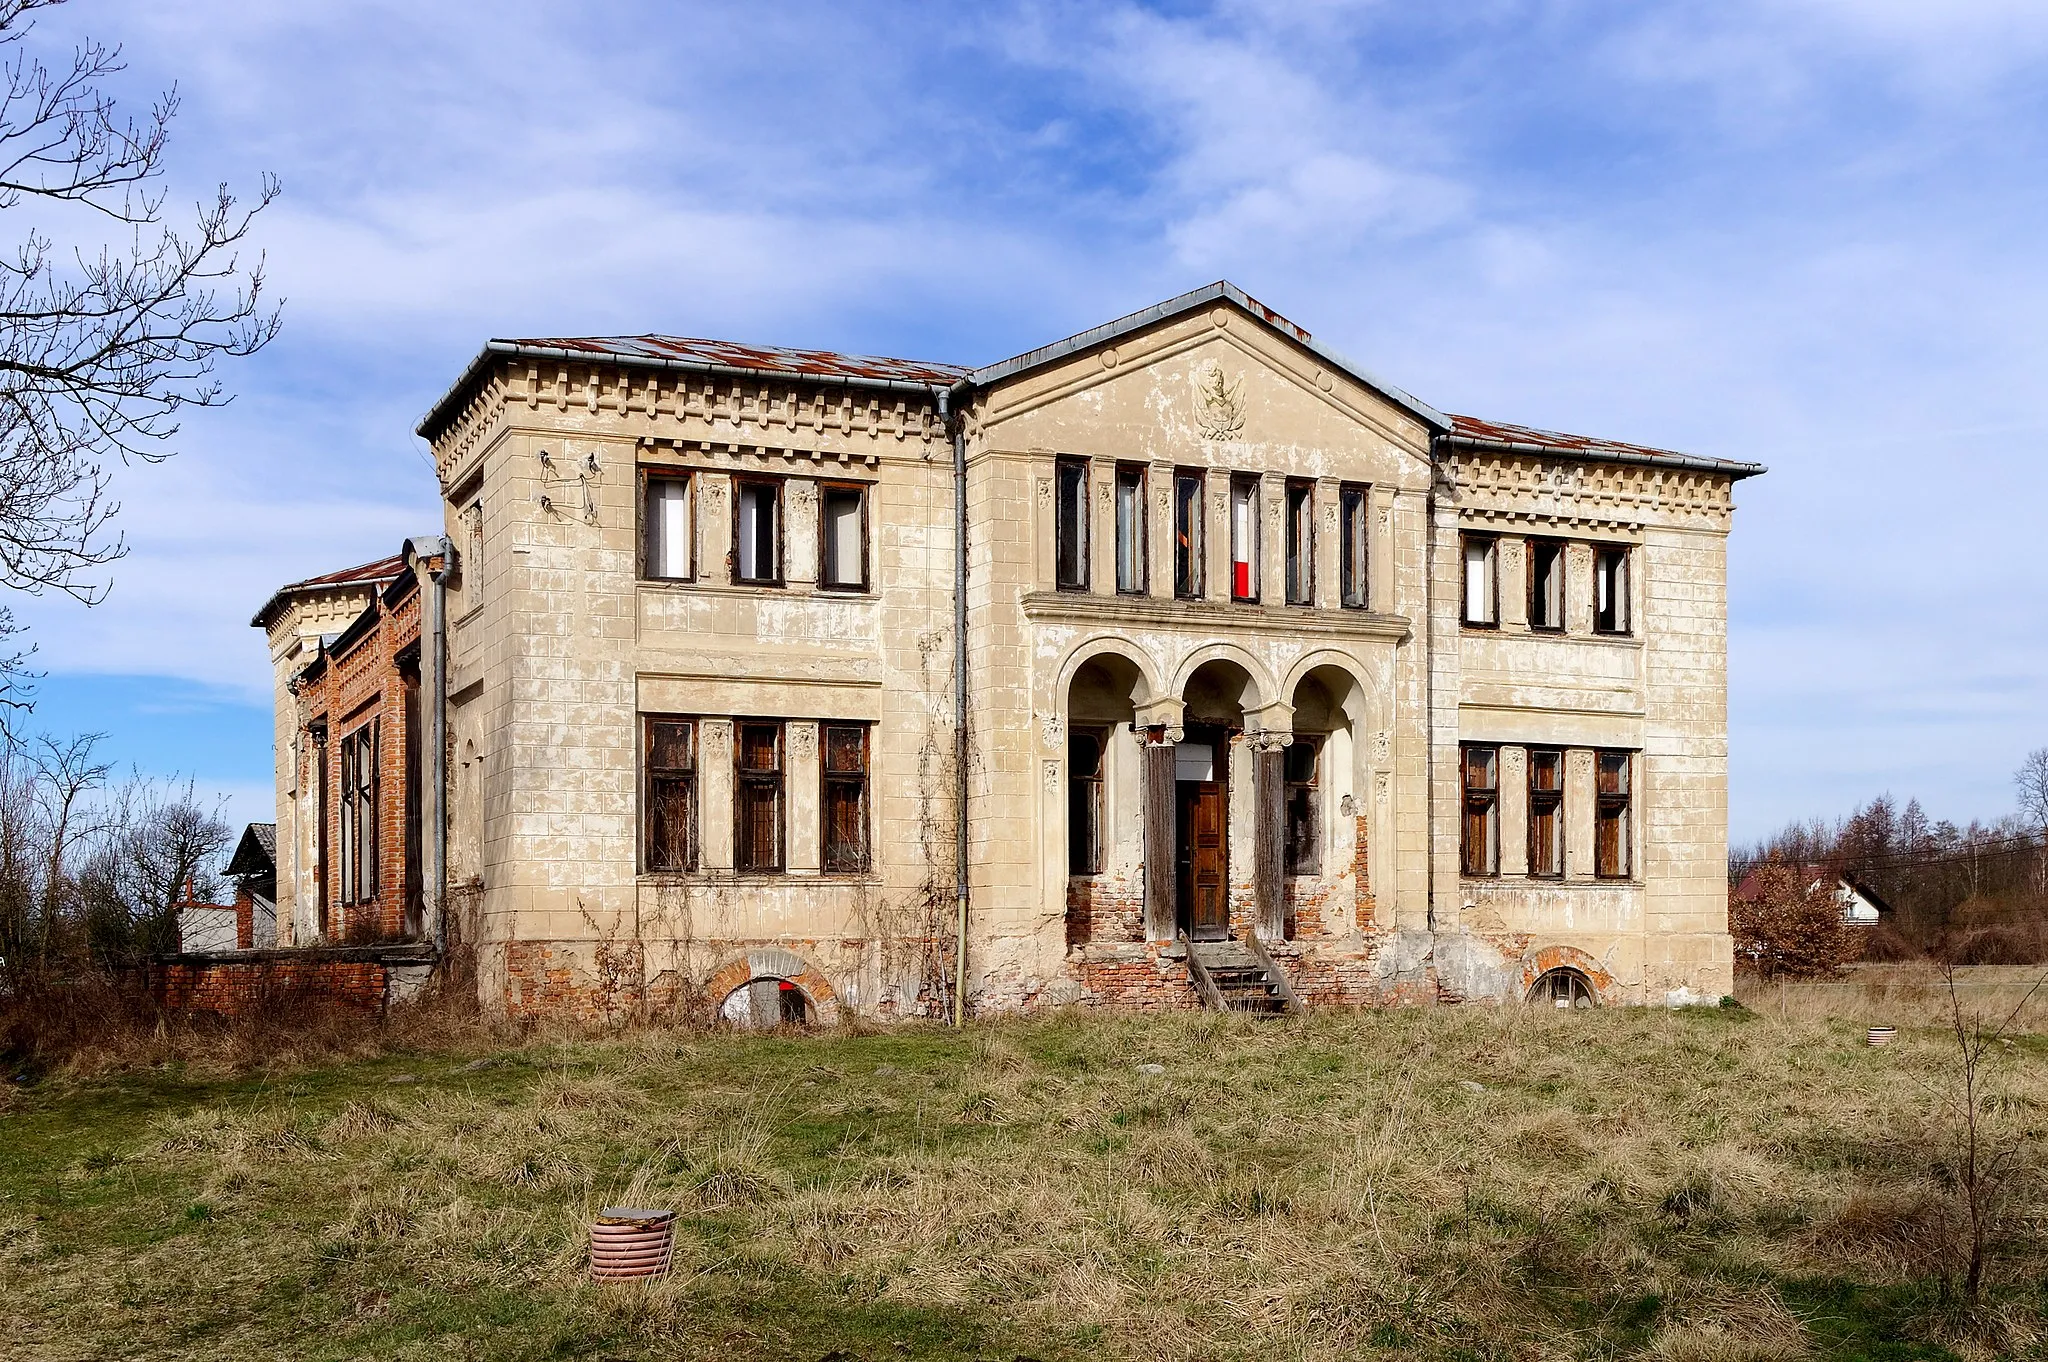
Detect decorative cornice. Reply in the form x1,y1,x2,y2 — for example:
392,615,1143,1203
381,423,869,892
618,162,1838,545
1022,591,1411,643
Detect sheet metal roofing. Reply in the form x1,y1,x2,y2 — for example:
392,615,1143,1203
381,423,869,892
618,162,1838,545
494,334,970,387
250,553,406,628
1442,414,1766,479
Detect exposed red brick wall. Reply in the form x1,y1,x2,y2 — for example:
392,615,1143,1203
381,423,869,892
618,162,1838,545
1066,873,1143,947
154,959,388,1016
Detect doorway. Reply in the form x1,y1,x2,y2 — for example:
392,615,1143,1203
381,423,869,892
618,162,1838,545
1175,726,1230,940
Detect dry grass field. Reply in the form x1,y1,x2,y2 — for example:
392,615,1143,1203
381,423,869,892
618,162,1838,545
3,967,2046,1362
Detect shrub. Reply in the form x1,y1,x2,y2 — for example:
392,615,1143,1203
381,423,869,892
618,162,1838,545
1729,856,1854,980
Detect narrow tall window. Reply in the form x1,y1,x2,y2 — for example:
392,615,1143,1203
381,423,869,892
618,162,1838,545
1284,481,1314,606
1594,546,1631,635
1230,475,1259,601
1067,728,1104,875
735,722,784,873
1529,539,1564,631
1528,748,1563,879
1284,738,1321,875
820,483,867,591
1462,535,1498,626
339,720,379,906
642,473,693,581
1054,458,1089,590
1461,745,1498,877
464,499,484,610
644,717,697,872
313,725,329,936
734,480,781,585
1114,465,1146,594
1173,471,1205,598
821,723,871,872
1339,484,1369,609
1595,751,1632,878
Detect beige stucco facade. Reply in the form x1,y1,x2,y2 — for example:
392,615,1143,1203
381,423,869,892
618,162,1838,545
263,282,1758,1020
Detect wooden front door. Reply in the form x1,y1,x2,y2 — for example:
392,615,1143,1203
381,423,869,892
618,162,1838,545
1175,731,1230,940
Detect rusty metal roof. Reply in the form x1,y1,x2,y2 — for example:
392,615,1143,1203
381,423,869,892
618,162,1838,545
1440,414,1766,479
500,334,969,386
251,553,406,629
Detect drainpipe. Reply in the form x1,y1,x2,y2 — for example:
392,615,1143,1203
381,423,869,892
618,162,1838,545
939,385,971,1027
409,534,455,956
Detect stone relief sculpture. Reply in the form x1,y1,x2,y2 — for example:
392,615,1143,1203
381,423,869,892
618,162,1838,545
1194,360,1246,441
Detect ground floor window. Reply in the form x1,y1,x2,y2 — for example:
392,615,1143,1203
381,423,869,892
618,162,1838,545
339,719,378,907
719,977,811,1029
736,721,785,872
1595,750,1632,879
1461,745,1498,876
821,723,871,872
1529,968,1596,1009
1284,737,1320,875
1068,727,1105,875
644,716,697,871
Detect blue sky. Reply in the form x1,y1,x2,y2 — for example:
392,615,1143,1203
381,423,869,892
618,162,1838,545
10,0,2048,842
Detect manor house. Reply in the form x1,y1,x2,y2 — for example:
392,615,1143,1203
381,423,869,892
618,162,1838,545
250,282,1762,1021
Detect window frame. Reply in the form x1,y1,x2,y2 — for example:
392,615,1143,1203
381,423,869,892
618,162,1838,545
1461,744,1499,878
338,718,379,908
639,469,695,583
818,480,870,593
1113,464,1147,595
1283,736,1322,876
1173,470,1206,599
731,477,785,587
1338,483,1369,610
1067,726,1107,876
1229,473,1260,603
1054,457,1090,592
1528,537,1565,633
1594,749,1633,880
820,722,872,874
1461,534,1499,628
1527,747,1564,880
1593,545,1632,636
642,714,699,873
1284,479,1315,607
734,720,786,874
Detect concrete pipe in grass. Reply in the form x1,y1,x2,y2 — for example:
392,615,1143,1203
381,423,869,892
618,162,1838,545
1868,1025,1897,1047
590,1207,675,1281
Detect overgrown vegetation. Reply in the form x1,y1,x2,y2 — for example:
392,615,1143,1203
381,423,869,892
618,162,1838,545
4,977,2045,1361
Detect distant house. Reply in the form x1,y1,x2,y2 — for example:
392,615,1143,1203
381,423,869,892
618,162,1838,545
225,822,280,949
1732,865,1890,927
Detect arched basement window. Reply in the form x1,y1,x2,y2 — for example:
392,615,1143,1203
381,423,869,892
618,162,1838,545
718,976,812,1029
1529,968,1597,1010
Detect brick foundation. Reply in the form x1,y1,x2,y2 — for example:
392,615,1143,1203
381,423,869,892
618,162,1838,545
152,944,436,1016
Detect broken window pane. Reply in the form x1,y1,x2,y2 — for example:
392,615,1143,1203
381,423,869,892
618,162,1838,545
1067,728,1104,875
1528,748,1563,878
1462,744,1498,877
1284,481,1313,605
1114,465,1145,593
822,723,870,873
1339,484,1368,609
1594,546,1630,634
734,480,781,584
1284,737,1321,875
1055,459,1088,590
643,474,692,580
1595,750,1631,878
736,721,784,873
1462,535,1497,625
1529,539,1564,631
1173,471,1204,598
821,484,866,590
644,717,697,872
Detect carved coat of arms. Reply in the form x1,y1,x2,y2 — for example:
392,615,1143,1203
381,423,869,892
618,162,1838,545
1194,361,1245,441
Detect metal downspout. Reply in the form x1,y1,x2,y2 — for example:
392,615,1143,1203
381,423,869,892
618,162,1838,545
940,385,971,1027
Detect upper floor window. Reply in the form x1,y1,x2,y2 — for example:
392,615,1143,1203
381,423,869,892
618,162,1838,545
1594,546,1631,635
1529,539,1564,632
464,498,484,609
821,723,871,872
1284,481,1314,606
1461,745,1498,877
820,483,868,591
1067,727,1105,875
339,720,379,907
643,716,697,872
1339,484,1369,609
1462,534,1498,627
1055,458,1089,591
1230,475,1259,602
1173,471,1205,599
642,473,693,581
1595,751,1632,878
735,721,785,872
734,479,782,585
1284,737,1321,875
1528,748,1563,878
1114,465,1146,594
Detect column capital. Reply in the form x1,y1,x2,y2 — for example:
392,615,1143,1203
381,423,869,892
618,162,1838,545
1134,697,1185,736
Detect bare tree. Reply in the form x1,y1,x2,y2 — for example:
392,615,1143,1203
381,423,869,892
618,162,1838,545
0,0,279,716
75,772,230,965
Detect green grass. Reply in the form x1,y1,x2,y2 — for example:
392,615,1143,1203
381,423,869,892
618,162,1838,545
2,1002,2043,1360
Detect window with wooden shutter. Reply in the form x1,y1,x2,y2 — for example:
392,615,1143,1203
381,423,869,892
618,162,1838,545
1595,751,1632,879
1528,748,1563,878
643,717,697,872
735,721,784,873
1462,745,1498,877
821,723,870,873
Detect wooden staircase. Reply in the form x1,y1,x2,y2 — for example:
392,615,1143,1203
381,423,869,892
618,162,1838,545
1182,932,1301,1015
